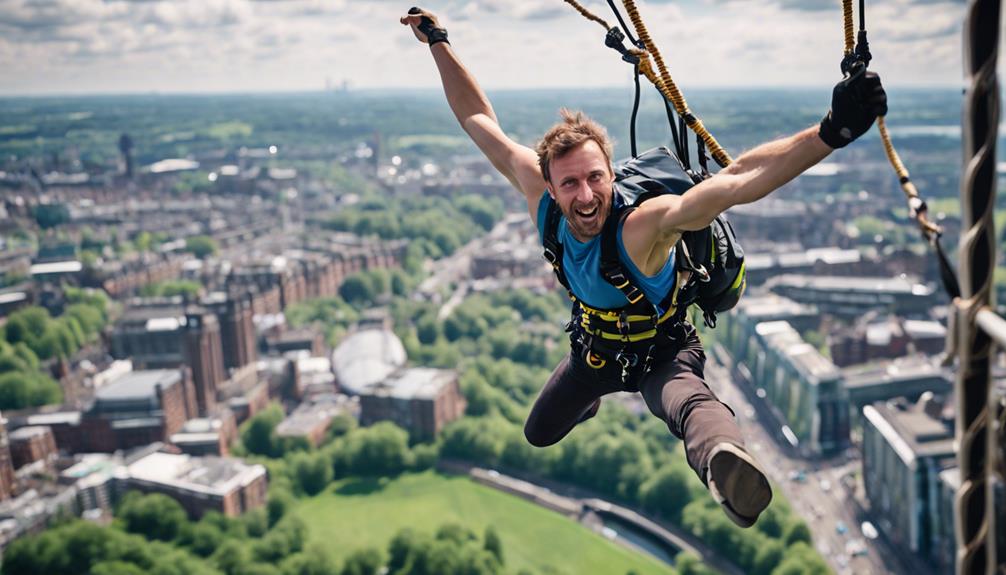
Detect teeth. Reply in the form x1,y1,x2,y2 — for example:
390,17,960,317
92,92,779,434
576,206,597,218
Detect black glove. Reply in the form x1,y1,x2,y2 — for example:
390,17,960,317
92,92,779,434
408,7,449,47
819,66,888,149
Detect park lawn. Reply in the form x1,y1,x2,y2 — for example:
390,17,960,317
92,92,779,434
292,470,677,575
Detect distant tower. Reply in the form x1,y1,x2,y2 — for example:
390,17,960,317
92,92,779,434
219,296,257,371
183,310,226,416
118,133,134,178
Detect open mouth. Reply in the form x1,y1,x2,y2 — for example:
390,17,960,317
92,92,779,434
575,205,598,219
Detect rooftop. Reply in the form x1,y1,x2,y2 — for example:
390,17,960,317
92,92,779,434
97,370,181,402
126,452,266,497
735,293,817,320
843,357,952,390
756,321,841,383
367,367,456,400
9,426,51,441
863,399,955,464
770,274,933,296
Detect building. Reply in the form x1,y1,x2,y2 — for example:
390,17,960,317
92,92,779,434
80,369,197,453
14,411,82,455
358,368,466,442
842,357,953,420
861,395,956,573
169,411,238,456
829,314,948,367
60,453,121,515
122,451,267,518
111,304,227,416
742,321,849,454
275,394,353,447
720,293,820,362
203,293,258,371
719,294,848,454
183,310,226,415
766,274,940,318
8,427,57,470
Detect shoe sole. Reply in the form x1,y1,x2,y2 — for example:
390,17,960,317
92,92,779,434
707,444,772,527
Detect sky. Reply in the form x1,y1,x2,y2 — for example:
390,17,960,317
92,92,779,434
0,0,973,95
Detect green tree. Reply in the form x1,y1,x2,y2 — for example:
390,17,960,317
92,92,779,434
751,540,785,575
770,542,830,575
185,235,219,259
292,451,334,496
483,526,504,565
343,422,413,477
638,464,695,522
267,488,294,528
117,492,188,542
280,546,339,575
212,540,253,575
241,403,284,457
340,548,384,575
782,520,812,547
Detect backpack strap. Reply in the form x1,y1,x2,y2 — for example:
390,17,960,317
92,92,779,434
599,206,647,307
541,197,572,293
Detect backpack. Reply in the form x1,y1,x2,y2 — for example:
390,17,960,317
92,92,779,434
542,146,746,329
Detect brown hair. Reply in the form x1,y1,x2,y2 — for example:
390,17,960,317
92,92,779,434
536,109,614,184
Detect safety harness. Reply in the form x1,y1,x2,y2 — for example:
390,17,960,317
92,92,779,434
543,196,684,383
542,147,746,383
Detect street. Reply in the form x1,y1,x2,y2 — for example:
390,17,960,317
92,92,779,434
704,347,917,575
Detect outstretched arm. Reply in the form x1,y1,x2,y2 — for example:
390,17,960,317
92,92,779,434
401,9,546,221
626,69,887,249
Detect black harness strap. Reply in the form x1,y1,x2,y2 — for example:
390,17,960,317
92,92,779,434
542,199,571,293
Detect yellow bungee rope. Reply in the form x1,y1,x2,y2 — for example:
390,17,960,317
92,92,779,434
841,0,942,239
559,0,733,167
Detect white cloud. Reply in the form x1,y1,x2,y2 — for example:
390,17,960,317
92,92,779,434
0,0,972,94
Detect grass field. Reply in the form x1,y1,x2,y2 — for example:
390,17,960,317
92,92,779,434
291,470,678,575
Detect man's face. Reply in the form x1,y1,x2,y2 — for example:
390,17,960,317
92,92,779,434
546,139,614,242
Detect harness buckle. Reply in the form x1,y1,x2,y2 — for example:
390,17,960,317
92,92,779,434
543,246,559,265
615,349,638,384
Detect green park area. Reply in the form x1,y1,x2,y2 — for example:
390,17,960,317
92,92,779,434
292,471,675,575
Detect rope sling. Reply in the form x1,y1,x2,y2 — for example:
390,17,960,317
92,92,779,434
560,0,733,168
840,0,962,301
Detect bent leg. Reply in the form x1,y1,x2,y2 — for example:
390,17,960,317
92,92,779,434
638,331,744,480
524,354,604,447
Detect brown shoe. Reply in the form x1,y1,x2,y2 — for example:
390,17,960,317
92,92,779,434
706,442,773,528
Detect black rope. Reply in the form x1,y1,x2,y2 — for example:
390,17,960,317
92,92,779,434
630,62,641,158
606,0,641,47
664,98,686,165
934,237,962,300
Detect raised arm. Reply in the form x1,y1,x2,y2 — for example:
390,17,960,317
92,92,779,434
401,9,546,220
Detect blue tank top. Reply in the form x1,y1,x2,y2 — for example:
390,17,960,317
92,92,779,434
536,194,676,314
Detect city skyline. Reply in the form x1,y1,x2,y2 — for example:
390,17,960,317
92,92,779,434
1,0,969,96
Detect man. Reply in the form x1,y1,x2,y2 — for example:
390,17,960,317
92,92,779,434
401,8,886,528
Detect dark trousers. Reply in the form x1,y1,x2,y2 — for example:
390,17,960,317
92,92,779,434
523,323,745,481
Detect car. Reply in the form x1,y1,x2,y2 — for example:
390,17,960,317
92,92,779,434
861,521,879,540
845,538,868,557
819,479,832,492
836,521,849,535
789,470,808,483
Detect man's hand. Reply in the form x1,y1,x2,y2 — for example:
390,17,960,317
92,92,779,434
818,66,888,149
400,7,448,46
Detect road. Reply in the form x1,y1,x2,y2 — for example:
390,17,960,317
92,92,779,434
704,345,924,575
